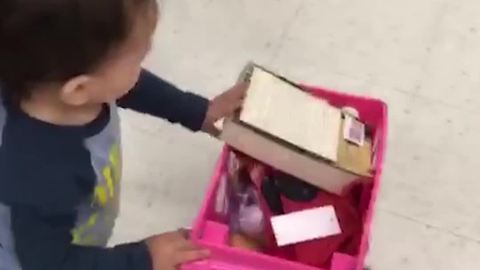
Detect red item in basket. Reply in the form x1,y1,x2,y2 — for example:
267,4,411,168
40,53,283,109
280,189,362,268
239,155,363,268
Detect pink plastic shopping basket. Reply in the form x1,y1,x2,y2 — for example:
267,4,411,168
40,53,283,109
185,85,388,270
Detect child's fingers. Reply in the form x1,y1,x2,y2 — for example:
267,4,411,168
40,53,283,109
233,84,247,101
174,230,205,251
228,82,247,94
232,96,245,109
173,249,210,265
204,123,221,138
178,240,203,252
235,83,248,98
177,228,191,239
227,83,248,104
209,126,221,138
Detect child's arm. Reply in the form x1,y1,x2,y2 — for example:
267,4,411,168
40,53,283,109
0,151,152,270
118,69,247,136
117,69,209,132
11,206,151,270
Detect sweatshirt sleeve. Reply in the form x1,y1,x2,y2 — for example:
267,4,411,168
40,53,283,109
118,69,210,131
0,141,152,270
10,205,152,270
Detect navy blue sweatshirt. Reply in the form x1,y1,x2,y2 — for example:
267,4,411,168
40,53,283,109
0,70,209,270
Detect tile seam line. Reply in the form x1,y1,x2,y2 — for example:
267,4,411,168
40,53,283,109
267,1,306,65
378,207,480,245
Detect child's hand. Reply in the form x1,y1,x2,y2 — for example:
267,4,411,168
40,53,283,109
145,230,210,270
202,83,248,137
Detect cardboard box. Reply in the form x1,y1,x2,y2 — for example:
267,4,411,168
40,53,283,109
220,64,373,194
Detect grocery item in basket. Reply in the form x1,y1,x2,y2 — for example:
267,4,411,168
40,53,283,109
227,154,266,244
230,233,262,251
281,188,362,268
273,171,319,202
220,63,373,195
260,172,319,215
270,205,342,247
237,187,264,237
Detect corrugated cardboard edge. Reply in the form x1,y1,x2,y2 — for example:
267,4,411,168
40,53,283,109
238,63,301,91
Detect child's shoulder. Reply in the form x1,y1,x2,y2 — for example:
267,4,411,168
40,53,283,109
0,104,96,209
0,142,94,211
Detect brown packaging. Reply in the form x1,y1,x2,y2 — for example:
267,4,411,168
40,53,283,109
220,63,372,195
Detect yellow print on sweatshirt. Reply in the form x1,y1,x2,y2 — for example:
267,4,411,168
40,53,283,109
72,144,121,245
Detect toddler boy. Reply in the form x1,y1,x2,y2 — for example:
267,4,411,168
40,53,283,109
0,0,245,269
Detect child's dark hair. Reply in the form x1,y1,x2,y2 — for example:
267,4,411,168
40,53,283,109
0,0,156,98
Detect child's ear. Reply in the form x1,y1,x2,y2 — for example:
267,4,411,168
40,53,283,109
60,75,93,106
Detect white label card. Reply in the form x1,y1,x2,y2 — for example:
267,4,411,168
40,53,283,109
271,205,341,246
